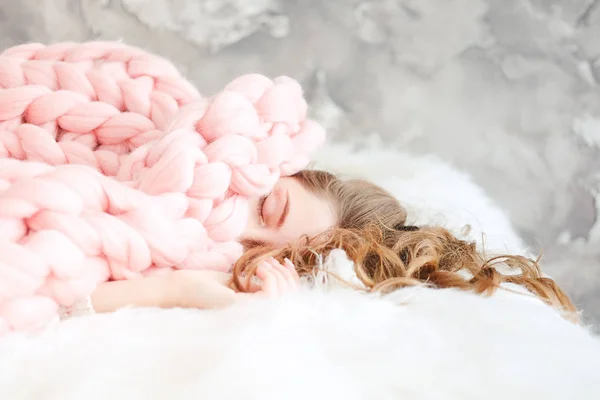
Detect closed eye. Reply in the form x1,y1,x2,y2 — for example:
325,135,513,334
277,191,290,228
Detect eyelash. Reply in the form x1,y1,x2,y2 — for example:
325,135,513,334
257,193,269,226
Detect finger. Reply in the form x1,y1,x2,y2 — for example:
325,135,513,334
266,258,289,294
284,258,301,284
272,259,299,292
256,264,278,297
269,258,296,289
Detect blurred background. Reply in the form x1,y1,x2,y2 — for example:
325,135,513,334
1,0,599,325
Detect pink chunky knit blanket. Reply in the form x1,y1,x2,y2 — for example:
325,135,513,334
0,42,325,334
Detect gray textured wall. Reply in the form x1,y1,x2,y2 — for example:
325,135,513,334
1,0,599,326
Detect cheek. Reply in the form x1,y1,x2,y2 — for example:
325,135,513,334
281,210,334,241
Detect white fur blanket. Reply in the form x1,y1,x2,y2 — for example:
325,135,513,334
2,144,599,399
1,287,598,399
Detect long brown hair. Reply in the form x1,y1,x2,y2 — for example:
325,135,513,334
232,170,577,320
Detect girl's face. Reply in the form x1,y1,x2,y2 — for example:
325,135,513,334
242,177,336,246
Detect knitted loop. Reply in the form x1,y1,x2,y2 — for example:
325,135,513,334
0,41,325,333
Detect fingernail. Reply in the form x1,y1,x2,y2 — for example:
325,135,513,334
284,258,294,268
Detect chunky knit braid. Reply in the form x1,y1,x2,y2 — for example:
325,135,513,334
0,42,324,334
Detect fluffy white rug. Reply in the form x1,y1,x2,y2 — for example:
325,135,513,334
1,287,598,399
2,143,599,399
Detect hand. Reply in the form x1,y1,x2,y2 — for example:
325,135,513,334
170,258,300,309
245,257,301,298
168,270,237,309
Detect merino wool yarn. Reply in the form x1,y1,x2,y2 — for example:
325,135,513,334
0,42,325,334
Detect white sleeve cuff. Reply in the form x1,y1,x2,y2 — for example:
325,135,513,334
58,297,96,320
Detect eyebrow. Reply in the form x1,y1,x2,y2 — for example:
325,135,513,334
277,191,290,228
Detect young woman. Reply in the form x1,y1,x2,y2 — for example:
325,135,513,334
76,170,576,320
